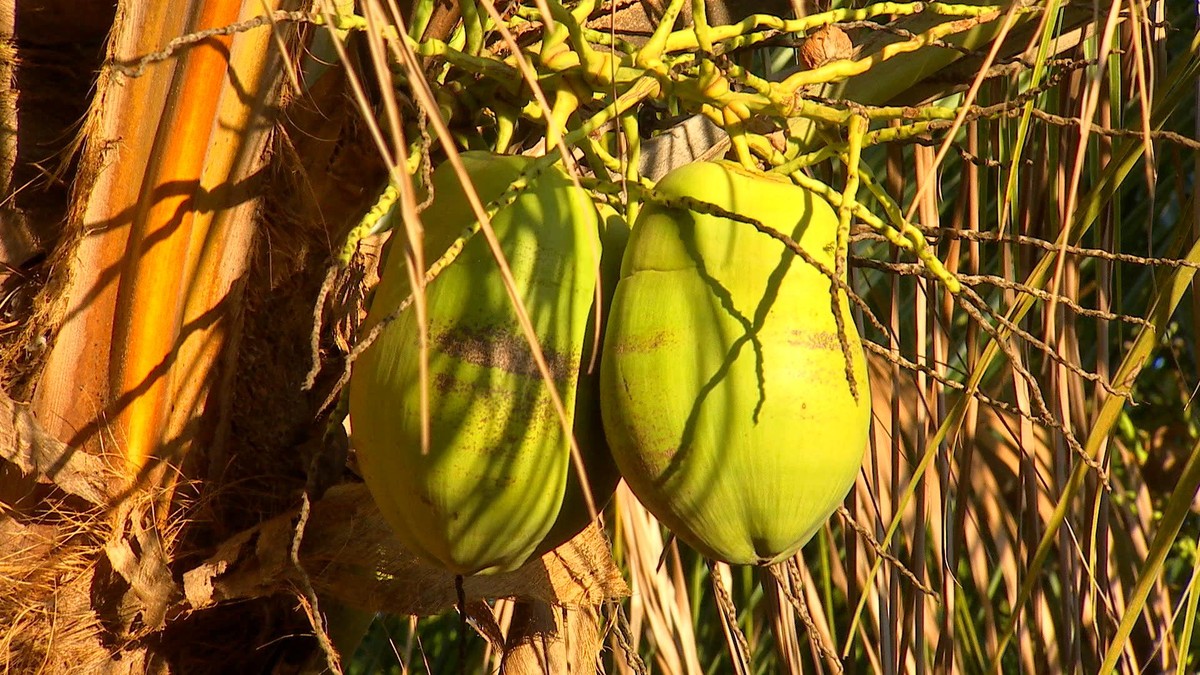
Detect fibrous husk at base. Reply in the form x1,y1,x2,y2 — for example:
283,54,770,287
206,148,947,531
0,389,170,673
500,600,602,675
182,482,629,616
0,385,120,505
2,381,626,669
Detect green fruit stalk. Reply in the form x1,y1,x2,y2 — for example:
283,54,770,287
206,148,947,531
600,161,871,566
349,152,617,576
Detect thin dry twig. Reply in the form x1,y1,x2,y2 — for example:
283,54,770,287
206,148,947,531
111,10,317,77
835,507,936,597
767,561,844,673
290,493,344,675
708,561,752,674
854,256,1154,328
304,265,340,391
952,294,1110,487
610,602,650,675
913,226,1200,270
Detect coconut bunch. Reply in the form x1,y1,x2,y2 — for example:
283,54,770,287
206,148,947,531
329,0,986,576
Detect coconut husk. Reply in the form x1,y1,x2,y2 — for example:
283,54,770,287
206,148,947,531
182,482,628,617
500,600,603,675
2,382,626,672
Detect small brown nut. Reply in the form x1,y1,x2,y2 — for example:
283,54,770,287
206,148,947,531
798,25,853,70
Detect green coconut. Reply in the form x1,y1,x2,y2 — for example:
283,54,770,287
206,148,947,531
349,153,619,575
600,161,871,565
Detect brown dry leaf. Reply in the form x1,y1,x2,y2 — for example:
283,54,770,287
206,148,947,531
103,505,180,637
183,482,628,616
0,387,118,505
